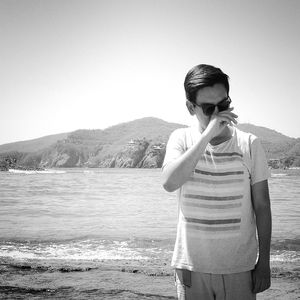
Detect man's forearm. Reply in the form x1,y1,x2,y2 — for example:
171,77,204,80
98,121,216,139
251,180,272,265
252,203,272,294
162,132,211,192
256,206,272,264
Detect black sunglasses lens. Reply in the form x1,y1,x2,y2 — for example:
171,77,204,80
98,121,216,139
198,98,231,116
202,104,215,116
218,99,231,112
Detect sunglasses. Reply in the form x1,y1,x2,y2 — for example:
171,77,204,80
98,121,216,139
193,97,232,116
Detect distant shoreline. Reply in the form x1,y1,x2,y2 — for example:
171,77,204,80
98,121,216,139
2,166,300,172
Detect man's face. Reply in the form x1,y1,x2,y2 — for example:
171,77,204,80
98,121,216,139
188,83,228,132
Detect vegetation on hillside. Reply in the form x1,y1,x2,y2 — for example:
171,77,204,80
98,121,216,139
0,118,298,170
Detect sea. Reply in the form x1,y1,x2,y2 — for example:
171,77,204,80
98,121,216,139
0,168,299,299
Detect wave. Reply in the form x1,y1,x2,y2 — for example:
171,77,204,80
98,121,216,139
0,286,75,298
0,235,174,245
0,238,298,270
0,238,171,261
271,173,288,177
271,251,299,263
0,237,298,261
1,260,172,278
1,262,95,273
271,238,300,251
8,169,66,174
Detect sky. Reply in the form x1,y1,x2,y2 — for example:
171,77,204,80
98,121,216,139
0,0,299,145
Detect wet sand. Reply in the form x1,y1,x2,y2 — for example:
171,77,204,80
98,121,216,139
1,258,299,299
101,259,299,300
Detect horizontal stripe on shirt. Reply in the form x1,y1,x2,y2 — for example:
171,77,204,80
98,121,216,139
199,156,243,164
184,182,245,195
183,202,242,209
195,169,244,176
205,151,243,157
186,224,241,232
183,194,243,201
194,163,247,174
184,217,241,225
187,177,244,185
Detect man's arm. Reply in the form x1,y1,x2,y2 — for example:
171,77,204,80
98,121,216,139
251,179,272,293
162,108,238,192
162,132,211,192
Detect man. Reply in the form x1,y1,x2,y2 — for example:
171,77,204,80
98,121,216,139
162,64,271,299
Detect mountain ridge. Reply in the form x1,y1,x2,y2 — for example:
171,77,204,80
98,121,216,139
0,132,70,153
1,117,296,152
0,117,299,170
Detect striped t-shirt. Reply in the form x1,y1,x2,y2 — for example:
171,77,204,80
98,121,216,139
163,126,270,274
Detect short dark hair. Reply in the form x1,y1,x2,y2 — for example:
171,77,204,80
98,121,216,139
184,64,230,103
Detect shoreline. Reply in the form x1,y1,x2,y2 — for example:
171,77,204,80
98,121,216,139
1,258,299,299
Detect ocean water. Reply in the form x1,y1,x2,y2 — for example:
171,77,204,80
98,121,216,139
0,168,299,299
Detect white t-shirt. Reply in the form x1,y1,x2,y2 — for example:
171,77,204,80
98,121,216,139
163,126,270,274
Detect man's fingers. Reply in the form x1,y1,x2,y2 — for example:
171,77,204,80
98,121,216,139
253,280,262,293
252,277,271,293
253,281,261,293
260,278,271,293
219,111,238,119
252,272,256,292
219,115,238,125
217,112,238,124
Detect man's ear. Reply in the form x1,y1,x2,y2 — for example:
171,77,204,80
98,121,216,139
186,100,195,116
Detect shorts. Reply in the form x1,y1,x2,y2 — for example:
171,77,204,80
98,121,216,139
175,268,256,300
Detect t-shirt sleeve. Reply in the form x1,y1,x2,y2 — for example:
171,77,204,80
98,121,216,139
162,129,186,169
250,137,271,185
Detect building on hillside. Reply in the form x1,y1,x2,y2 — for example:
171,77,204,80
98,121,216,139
268,159,280,169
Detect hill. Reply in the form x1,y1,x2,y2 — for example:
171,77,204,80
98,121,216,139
236,123,298,160
0,117,299,170
236,124,292,143
0,132,69,153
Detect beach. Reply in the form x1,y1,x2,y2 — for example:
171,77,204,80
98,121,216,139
1,256,299,299
0,168,299,299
